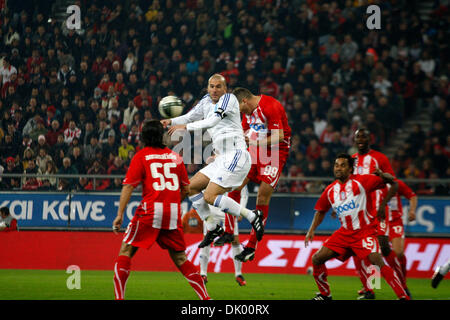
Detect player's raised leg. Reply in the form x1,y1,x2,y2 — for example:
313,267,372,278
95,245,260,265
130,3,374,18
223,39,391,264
203,182,264,244
235,181,273,262
214,189,242,246
432,259,450,288
188,172,214,230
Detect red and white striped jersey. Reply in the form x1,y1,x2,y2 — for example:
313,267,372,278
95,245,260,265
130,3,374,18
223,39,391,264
315,174,387,231
352,149,395,176
242,94,292,154
352,149,395,218
123,147,189,230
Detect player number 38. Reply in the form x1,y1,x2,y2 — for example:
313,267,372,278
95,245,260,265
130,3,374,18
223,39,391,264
150,162,179,191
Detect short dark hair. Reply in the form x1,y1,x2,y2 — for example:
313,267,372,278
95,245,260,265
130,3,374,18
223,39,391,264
141,120,165,148
0,207,10,216
232,87,253,103
335,153,354,169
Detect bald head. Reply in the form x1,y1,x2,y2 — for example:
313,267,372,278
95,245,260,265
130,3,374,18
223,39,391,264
207,74,227,103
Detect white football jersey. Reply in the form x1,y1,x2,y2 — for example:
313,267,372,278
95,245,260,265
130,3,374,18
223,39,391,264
171,93,246,155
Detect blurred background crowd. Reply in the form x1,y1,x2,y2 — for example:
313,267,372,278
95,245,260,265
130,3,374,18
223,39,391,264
0,0,448,194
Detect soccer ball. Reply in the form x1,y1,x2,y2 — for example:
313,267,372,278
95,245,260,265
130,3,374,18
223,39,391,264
158,96,184,119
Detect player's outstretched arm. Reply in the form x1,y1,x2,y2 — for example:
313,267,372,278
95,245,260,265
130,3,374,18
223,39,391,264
377,179,398,221
113,184,135,234
408,195,418,221
305,211,326,248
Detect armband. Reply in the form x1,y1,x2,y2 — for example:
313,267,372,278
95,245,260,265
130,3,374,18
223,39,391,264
215,108,227,119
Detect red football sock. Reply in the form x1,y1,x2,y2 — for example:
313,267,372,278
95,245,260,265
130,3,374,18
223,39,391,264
399,254,407,285
113,255,131,300
246,204,269,249
354,257,374,293
178,260,210,300
385,250,405,287
313,264,331,297
380,265,409,299
223,190,241,234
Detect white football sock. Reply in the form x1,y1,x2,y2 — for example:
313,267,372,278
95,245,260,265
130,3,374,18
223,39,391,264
232,243,243,276
189,192,211,221
439,260,450,275
213,195,255,222
199,245,210,276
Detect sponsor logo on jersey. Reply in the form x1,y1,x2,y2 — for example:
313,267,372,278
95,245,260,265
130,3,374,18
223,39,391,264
336,200,359,214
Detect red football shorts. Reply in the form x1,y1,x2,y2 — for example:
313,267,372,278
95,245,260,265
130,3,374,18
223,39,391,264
324,227,380,261
388,216,405,240
374,217,389,237
247,148,288,188
123,214,186,251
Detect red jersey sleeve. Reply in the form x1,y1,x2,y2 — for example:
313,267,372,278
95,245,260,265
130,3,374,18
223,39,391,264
355,174,386,193
122,153,144,187
314,186,332,213
397,180,416,199
176,155,190,187
377,153,395,176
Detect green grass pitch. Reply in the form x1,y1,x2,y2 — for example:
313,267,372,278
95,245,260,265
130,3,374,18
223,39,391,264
0,269,448,300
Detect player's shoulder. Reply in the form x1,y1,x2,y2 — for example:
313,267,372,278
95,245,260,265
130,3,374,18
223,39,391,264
323,180,339,194
369,149,389,160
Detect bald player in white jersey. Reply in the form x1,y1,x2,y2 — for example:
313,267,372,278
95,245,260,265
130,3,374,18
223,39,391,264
161,74,264,247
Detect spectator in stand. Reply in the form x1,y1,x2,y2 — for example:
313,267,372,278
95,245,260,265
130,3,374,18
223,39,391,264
118,137,135,161
63,120,82,145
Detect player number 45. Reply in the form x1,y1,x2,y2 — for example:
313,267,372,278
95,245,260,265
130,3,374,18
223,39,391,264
362,237,375,251
150,162,179,191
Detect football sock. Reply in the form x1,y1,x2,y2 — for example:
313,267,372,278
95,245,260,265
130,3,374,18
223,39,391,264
232,243,243,276
399,254,407,281
380,265,409,299
354,257,374,292
313,264,331,297
439,260,450,275
113,255,131,300
223,190,241,234
178,260,210,300
213,194,255,222
199,245,210,276
189,193,211,221
246,205,269,249
385,250,405,287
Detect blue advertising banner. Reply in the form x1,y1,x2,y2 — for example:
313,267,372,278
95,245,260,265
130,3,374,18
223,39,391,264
0,192,449,235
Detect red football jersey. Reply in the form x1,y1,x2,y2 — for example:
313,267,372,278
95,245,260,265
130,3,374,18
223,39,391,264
315,174,386,232
352,149,395,219
123,147,189,230
352,149,395,176
242,94,292,155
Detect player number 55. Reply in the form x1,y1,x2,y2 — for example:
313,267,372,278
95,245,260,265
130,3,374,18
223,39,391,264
150,162,179,191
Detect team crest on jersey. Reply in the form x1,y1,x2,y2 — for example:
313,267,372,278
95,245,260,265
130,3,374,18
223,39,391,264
357,166,364,174
340,191,346,200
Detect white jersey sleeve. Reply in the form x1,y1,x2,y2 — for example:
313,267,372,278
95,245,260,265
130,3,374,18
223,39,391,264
185,93,236,131
171,94,209,126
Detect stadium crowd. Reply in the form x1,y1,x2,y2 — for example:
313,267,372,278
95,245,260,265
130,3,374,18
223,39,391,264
0,0,448,194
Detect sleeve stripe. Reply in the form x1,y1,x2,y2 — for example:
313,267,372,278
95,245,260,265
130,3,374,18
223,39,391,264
220,93,230,111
